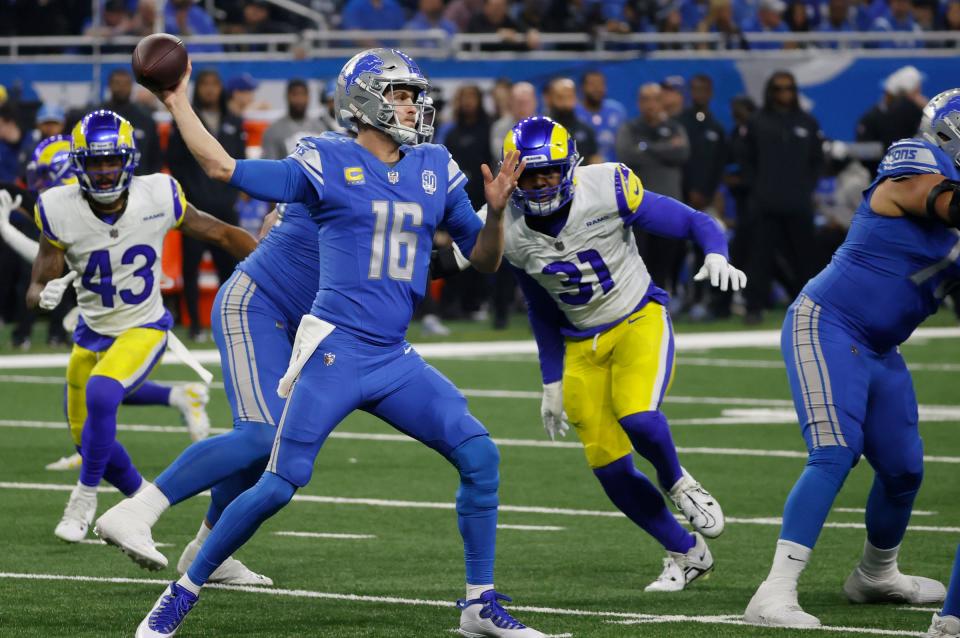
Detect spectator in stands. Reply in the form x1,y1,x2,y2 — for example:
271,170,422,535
126,0,159,38
912,0,937,30
228,0,296,50
445,0,484,31
491,78,513,119
165,0,223,53
616,82,691,297
166,68,246,341
83,0,133,39
18,104,66,175
404,0,459,47
943,0,960,33
101,69,162,175
660,76,686,118
544,77,601,164
541,0,604,36
466,0,536,51
261,79,332,160
682,0,712,30
869,0,923,47
786,0,813,33
741,70,823,324
341,0,407,31
856,65,925,174
723,94,758,311
225,74,261,117
575,70,627,162
655,4,687,49
742,0,790,48
490,81,537,160
680,75,726,212
818,0,858,46
513,0,547,48
0,104,23,187
698,0,748,49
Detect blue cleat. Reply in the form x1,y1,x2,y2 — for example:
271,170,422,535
457,590,546,637
136,582,198,638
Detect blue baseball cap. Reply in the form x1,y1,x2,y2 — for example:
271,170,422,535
225,73,259,95
37,103,65,124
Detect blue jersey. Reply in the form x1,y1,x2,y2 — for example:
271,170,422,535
289,133,481,345
575,100,627,163
802,137,960,352
237,203,319,329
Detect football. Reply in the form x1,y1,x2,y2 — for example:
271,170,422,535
131,33,187,93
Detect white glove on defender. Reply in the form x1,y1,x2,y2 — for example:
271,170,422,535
694,253,747,292
39,271,77,310
540,381,570,441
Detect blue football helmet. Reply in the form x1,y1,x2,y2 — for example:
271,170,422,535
920,88,960,167
26,134,77,192
503,116,580,216
70,109,140,204
334,48,435,145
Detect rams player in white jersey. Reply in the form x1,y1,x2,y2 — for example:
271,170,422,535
27,110,257,543
488,117,745,591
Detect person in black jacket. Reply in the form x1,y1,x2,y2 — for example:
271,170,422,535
101,69,162,175
741,70,824,324
166,68,247,340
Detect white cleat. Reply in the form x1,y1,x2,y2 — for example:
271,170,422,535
928,613,960,637
54,484,97,543
844,566,946,604
45,452,83,471
644,532,713,592
457,590,545,637
170,383,211,442
668,467,724,538
94,499,167,570
744,579,821,627
136,582,198,638
177,539,273,586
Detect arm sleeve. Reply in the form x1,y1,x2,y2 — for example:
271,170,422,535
511,265,566,385
168,176,187,228
0,218,39,262
441,161,482,258
614,164,728,257
228,157,319,205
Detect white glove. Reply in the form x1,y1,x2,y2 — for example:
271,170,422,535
0,188,22,227
540,381,570,441
693,253,747,292
39,271,78,310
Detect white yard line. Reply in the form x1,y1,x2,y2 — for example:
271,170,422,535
273,531,376,540
679,357,960,372
2,482,958,534
0,571,928,636
496,524,565,531
834,508,937,516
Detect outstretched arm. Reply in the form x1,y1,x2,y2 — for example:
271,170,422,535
468,150,526,273
180,203,258,260
871,173,960,225
627,190,729,258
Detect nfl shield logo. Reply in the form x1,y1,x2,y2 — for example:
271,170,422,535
421,169,437,195
110,229,119,239
323,352,336,366
387,170,400,184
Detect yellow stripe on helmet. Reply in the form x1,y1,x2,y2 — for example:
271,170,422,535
548,122,570,161
117,118,135,149
70,120,86,151
502,129,518,156
38,140,71,165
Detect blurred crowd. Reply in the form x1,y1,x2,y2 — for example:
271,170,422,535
2,0,960,50
0,61,931,346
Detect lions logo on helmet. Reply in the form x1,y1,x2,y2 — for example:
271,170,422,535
70,109,140,204
920,88,960,167
503,116,581,216
334,48,435,145
26,134,77,192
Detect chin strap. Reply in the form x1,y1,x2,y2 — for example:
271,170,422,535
925,178,960,227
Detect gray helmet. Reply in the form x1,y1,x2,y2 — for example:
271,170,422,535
920,88,960,167
334,48,435,145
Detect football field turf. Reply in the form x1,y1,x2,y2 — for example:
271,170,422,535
1,324,959,637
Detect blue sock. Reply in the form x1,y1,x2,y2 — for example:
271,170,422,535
865,468,923,549
122,381,171,406
155,421,276,505
79,375,125,488
207,463,267,526
780,445,856,548
187,471,295,586
74,442,143,496
449,436,499,584
618,411,683,490
942,545,960,618
594,455,694,553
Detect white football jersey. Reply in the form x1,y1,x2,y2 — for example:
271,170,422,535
36,174,186,336
503,163,651,331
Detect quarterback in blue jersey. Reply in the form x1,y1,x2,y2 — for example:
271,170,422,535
95,202,317,587
744,90,960,628
135,49,545,638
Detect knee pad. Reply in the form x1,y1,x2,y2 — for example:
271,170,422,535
876,467,924,503
86,375,124,413
592,455,633,482
618,411,669,438
807,445,858,489
254,471,297,513
450,436,500,515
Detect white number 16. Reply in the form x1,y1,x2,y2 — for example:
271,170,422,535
368,201,423,281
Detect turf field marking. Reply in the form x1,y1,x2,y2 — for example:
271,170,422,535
605,617,925,636
0,571,928,636
679,357,960,373
273,531,376,540
3,482,959,533
6,419,960,465
496,524,565,531
834,508,937,516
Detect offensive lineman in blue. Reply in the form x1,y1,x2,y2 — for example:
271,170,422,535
744,90,960,628
134,49,545,638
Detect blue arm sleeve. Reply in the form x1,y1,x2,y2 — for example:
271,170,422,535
511,265,566,385
441,184,483,259
626,190,728,258
229,158,320,205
